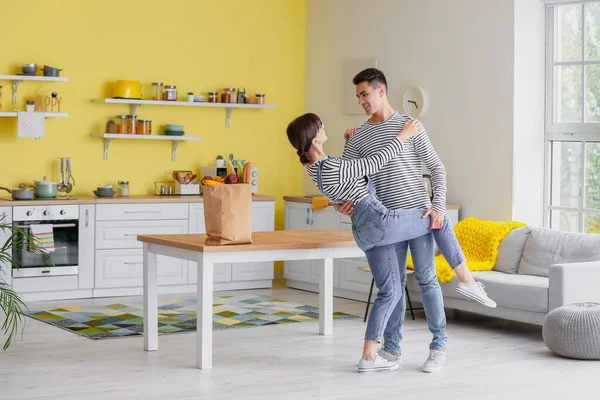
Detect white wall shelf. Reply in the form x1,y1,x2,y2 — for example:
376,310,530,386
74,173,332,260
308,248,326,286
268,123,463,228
91,133,203,161
0,112,68,118
0,75,69,104
91,98,276,129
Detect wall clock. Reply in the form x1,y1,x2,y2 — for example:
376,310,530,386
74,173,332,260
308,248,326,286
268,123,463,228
402,85,429,118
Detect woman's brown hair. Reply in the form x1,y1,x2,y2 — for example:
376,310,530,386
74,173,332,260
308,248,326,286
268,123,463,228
286,113,322,164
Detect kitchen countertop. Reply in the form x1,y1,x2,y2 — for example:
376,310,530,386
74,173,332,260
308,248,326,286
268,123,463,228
0,194,276,206
283,195,460,210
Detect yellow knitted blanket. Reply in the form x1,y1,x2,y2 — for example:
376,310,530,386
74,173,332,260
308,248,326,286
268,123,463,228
407,217,526,283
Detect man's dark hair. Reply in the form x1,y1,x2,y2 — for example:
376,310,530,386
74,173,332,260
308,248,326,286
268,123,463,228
352,68,388,92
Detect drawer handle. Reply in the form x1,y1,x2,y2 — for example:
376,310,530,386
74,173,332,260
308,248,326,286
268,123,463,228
123,233,140,237
124,210,162,214
124,262,143,265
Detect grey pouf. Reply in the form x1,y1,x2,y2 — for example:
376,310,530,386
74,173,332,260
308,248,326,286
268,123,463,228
543,302,600,360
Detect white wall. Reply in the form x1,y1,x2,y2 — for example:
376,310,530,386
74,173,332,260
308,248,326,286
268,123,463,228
305,0,545,224
513,0,545,227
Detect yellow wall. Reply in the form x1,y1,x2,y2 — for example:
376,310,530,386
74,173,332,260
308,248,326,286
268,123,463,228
0,0,306,271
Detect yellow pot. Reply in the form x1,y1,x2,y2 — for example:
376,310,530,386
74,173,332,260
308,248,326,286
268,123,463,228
114,80,142,99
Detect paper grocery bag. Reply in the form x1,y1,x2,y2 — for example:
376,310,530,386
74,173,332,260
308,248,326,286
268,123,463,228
203,183,252,245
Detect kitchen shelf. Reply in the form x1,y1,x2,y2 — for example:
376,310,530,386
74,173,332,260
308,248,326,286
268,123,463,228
0,75,70,105
91,98,276,129
91,133,203,161
0,112,68,118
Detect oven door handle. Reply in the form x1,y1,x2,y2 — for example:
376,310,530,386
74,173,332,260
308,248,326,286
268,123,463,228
15,223,76,229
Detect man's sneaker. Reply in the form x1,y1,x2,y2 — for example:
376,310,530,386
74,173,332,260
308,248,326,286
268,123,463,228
378,348,402,366
455,281,497,308
358,354,399,373
422,349,446,373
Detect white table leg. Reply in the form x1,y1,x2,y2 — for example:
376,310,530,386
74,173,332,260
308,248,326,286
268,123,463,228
197,253,214,369
319,258,334,336
143,243,158,351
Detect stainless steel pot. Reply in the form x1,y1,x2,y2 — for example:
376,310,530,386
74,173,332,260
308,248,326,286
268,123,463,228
40,65,62,77
0,186,34,200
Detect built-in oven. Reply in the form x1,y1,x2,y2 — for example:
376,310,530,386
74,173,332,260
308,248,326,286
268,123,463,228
12,205,79,278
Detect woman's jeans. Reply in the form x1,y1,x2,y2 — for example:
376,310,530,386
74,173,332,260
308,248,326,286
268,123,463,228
352,194,466,349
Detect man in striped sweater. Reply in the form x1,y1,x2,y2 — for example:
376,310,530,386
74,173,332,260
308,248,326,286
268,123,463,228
338,68,448,373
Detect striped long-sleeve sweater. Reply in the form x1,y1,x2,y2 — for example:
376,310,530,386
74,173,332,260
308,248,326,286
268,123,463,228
305,136,405,205
342,111,447,213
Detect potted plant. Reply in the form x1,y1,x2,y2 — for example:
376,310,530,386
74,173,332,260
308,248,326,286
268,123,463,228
187,92,195,102
0,216,50,350
26,100,34,112
215,155,225,168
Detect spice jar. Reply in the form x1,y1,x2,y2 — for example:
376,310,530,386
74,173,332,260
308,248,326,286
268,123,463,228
163,85,177,101
255,93,266,105
221,91,231,103
151,82,163,100
125,115,137,134
136,120,152,135
117,181,130,197
115,115,128,134
224,88,236,103
106,120,116,133
208,91,219,103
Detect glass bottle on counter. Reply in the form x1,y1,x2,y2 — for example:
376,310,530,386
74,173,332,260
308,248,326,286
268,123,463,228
117,181,129,197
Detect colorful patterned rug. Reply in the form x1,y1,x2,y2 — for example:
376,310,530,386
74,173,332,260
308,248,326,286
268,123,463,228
25,295,359,340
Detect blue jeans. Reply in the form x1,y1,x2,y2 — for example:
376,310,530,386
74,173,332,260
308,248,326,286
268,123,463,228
351,195,465,264
355,195,453,351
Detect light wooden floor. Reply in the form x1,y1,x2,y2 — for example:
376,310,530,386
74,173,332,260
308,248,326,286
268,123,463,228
2,282,600,400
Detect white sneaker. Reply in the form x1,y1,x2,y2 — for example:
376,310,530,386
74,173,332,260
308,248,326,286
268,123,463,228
455,281,497,308
358,354,400,373
378,348,402,366
422,349,446,373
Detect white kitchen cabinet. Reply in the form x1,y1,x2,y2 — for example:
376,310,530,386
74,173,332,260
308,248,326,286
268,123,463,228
95,203,188,221
93,203,189,291
95,219,188,249
188,201,275,286
0,207,12,288
283,202,313,282
95,248,188,288
283,202,341,286
78,205,95,289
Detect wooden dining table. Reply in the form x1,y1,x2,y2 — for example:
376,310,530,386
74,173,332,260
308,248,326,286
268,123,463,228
137,229,364,369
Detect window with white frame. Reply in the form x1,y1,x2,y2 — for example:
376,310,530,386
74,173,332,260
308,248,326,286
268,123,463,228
546,0,600,233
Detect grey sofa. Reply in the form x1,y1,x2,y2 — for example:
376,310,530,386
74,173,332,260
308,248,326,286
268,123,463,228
406,227,600,325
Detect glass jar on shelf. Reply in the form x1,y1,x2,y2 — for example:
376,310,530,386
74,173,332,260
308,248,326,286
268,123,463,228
136,119,152,135
106,119,117,133
255,93,266,104
223,88,236,103
163,85,177,101
117,181,130,197
208,91,219,103
151,82,163,100
125,115,137,134
115,115,128,134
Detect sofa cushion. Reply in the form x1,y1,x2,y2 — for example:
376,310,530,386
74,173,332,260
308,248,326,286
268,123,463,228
518,228,600,277
407,271,549,313
493,227,532,274
440,271,549,313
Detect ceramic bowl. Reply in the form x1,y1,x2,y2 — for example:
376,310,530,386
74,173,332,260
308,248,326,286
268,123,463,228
93,190,116,198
